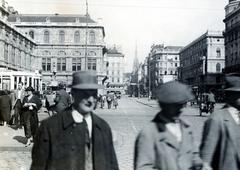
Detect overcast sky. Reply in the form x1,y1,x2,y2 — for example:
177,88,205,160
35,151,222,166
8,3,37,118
7,0,228,72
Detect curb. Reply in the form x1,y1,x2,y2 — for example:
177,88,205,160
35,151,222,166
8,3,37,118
136,100,155,108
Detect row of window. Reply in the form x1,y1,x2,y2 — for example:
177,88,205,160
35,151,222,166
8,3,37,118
42,57,97,71
106,70,121,75
29,30,96,44
4,44,33,68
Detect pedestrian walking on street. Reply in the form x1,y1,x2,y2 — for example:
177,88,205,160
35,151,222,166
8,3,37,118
31,71,119,170
0,90,12,126
106,94,112,109
113,94,118,109
12,82,25,129
200,74,240,170
54,83,72,114
134,81,203,170
22,87,42,147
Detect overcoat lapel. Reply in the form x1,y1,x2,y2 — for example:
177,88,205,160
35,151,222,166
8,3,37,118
223,111,240,162
158,130,180,150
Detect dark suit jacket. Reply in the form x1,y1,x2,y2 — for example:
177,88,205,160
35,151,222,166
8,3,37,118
31,108,119,170
200,108,240,170
54,89,71,113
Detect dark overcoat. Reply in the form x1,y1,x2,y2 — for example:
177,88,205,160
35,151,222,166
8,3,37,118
134,113,202,170
54,89,71,113
31,109,119,170
0,92,12,122
200,108,240,170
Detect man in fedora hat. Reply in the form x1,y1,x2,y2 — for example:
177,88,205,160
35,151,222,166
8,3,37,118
31,71,119,170
200,74,240,170
134,81,203,170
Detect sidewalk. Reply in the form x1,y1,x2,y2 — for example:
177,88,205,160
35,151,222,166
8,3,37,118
0,108,49,151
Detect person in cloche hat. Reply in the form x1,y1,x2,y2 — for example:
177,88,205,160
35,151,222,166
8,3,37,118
21,86,42,147
31,71,119,170
134,81,203,170
200,73,240,170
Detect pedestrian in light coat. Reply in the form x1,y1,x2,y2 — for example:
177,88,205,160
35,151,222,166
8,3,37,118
134,81,203,170
31,71,119,170
200,74,240,170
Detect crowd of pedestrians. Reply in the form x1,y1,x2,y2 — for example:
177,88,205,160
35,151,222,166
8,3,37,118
1,71,240,170
98,92,119,109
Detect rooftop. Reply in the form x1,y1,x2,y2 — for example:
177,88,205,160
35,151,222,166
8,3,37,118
8,14,96,23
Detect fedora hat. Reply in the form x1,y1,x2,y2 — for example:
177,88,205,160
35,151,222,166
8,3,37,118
156,81,194,104
69,71,104,89
225,73,240,92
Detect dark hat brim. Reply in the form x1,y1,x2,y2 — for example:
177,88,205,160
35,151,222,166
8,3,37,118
68,84,104,89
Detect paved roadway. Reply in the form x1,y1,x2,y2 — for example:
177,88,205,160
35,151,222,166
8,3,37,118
0,96,213,170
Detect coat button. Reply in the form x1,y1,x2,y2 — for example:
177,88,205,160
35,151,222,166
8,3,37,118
70,131,73,135
73,123,77,128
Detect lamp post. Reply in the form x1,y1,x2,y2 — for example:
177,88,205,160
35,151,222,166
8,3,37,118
148,56,151,100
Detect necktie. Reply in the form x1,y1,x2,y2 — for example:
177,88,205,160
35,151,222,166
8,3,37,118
83,118,90,149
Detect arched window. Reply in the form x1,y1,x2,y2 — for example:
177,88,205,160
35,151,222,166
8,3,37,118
74,31,80,43
89,31,95,44
29,30,34,39
216,63,221,72
59,31,65,43
216,48,221,58
44,30,49,43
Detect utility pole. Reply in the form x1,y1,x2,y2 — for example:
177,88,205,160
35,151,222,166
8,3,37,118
84,0,89,70
148,55,151,100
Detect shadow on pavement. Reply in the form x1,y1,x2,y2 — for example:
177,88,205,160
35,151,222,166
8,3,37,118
13,136,27,144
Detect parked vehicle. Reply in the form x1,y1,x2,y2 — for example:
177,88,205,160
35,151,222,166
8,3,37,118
199,93,215,116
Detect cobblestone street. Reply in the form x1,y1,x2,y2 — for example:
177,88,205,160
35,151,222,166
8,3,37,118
0,96,220,170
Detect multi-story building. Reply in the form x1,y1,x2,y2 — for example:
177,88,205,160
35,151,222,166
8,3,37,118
223,0,240,73
105,47,125,94
8,13,106,88
179,30,225,95
148,44,182,96
0,1,41,90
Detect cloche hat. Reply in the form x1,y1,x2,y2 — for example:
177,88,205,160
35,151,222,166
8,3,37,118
225,73,240,92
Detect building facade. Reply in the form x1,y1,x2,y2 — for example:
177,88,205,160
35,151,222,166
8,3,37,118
223,0,240,73
105,47,125,94
148,44,182,96
8,13,106,88
179,30,225,95
0,1,41,90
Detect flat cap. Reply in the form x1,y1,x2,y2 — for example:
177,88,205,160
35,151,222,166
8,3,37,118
156,81,194,104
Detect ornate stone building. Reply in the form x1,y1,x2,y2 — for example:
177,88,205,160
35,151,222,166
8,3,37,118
148,44,182,95
8,13,106,88
105,47,125,94
179,31,225,94
0,1,41,90
223,0,240,73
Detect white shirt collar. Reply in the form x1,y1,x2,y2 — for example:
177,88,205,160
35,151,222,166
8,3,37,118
228,106,240,125
71,109,92,138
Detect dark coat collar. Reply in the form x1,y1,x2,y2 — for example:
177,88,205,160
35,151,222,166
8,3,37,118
152,112,189,132
62,107,102,130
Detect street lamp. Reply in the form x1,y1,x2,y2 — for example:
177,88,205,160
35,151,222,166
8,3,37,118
148,56,151,100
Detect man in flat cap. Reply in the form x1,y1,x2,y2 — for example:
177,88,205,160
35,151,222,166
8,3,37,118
134,81,202,170
200,74,240,170
31,71,119,170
